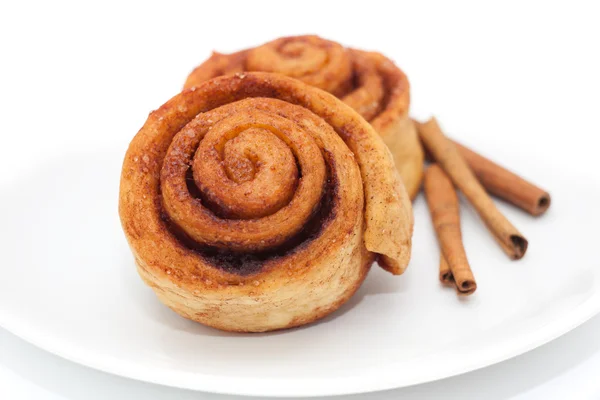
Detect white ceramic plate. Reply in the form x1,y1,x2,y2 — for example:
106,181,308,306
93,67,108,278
0,143,599,397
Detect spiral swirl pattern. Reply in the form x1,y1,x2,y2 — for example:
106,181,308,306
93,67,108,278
120,73,413,332
185,36,424,198
245,35,353,97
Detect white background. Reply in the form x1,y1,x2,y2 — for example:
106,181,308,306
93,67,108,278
1,1,599,398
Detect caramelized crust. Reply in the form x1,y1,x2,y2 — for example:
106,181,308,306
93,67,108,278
185,36,424,198
120,73,413,332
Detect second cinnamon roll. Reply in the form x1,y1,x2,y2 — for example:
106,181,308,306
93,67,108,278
185,35,425,198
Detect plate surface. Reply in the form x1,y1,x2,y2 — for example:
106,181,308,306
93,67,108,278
0,144,599,397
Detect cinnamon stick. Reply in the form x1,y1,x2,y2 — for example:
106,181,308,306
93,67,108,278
425,165,477,295
453,141,551,216
413,119,551,216
415,117,528,260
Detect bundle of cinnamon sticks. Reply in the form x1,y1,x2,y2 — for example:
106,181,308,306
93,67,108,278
414,118,550,296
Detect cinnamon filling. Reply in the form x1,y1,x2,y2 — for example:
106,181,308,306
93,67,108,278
161,159,338,276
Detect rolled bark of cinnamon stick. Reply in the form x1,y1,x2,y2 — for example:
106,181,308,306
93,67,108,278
415,117,528,260
439,256,453,285
452,141,551,216
425,165,477,295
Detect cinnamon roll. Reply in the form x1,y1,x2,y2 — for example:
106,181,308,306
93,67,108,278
185,35,424,198
119,73,413,332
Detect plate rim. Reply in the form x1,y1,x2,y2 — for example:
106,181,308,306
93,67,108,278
1,292,599,397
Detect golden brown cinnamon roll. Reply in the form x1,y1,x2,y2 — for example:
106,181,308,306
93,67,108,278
185,35,424,198
119,73,413,332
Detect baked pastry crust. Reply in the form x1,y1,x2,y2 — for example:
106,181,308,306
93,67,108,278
185,36,424,199
119,73,413,332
